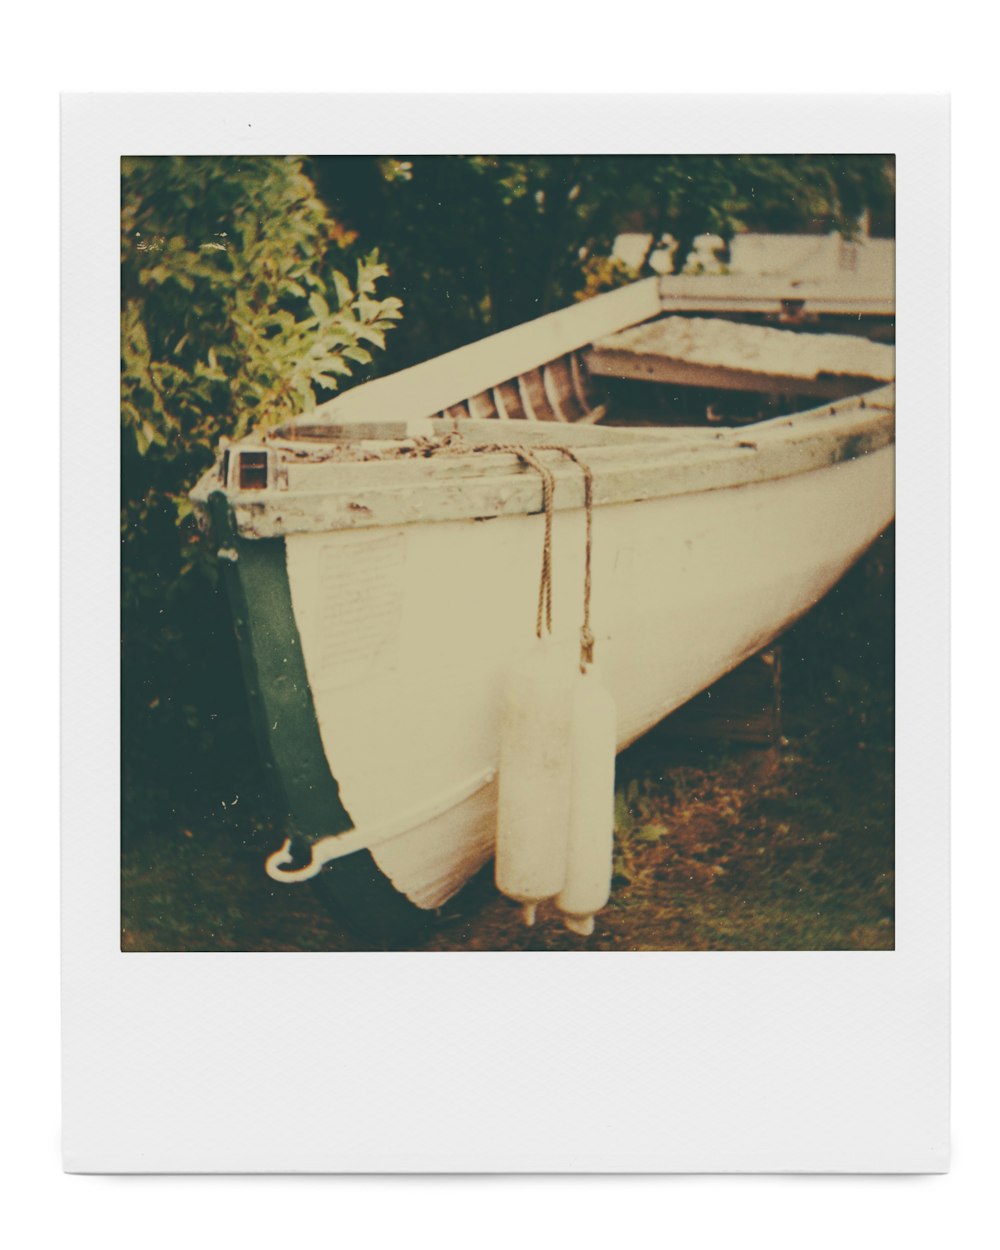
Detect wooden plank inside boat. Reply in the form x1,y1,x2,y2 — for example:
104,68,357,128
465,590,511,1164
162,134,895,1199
655,273,895,318
467,390,498,421
587,316,895,399
542,357,581,422
587,351,880,399
519,366,561,421
494,378,528,421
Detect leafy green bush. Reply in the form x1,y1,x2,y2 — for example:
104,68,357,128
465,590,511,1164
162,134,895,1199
311,154,895,367
121,157,401,828
121,156,401,496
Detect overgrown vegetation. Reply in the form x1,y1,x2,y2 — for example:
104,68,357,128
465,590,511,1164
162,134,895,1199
310,155,895,367
121,157,400,825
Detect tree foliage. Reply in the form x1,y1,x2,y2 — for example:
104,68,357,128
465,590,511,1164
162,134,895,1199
121,157,401,498
311,154,894,368
121,157,400,822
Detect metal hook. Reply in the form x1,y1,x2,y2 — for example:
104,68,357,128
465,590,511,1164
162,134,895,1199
264,835,358,883
264,838,317,882
263,766,498,885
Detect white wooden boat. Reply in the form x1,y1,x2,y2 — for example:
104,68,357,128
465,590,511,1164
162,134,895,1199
191,276,894,939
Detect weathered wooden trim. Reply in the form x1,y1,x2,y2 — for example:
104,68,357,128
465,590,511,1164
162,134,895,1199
496,378,528,421
516,373,540,422
541,361,572,421
491,383,511,421
200,391,894,539
586,346,883,399
467,390,497,420
520,367,556,421
657,273,895,316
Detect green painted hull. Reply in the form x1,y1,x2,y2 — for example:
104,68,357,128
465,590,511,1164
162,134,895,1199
207,492,428,942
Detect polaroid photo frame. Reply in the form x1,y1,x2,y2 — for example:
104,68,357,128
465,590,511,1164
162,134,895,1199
62,93,949,1172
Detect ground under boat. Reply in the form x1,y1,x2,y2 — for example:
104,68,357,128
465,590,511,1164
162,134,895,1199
191,275,895,939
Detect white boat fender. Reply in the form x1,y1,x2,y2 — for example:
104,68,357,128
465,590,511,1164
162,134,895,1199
495,638,575,924
556,665,617,937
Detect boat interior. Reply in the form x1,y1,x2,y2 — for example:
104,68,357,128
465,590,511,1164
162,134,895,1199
431,308,896,432
272,311,895,448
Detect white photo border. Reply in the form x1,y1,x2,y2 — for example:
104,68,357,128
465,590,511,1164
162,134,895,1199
62,94,949,1172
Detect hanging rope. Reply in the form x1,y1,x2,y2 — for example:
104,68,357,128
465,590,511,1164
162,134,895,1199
280,430,596,670
508,448,557,639
535,446,595,672
486,443,595,672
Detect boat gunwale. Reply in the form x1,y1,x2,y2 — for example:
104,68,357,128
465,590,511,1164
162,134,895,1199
191,385,895,539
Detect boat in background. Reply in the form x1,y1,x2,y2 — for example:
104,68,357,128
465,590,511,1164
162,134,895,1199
191,275,895,940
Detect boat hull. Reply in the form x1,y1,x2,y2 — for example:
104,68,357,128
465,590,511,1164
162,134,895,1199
282,443,894,911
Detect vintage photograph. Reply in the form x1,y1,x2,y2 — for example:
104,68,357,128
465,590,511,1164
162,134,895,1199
121,154,895,952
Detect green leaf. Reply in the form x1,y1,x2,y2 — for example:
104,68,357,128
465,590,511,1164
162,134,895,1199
331,270,353,309
308,291,329,319
355,326,385,350
133,425,151,456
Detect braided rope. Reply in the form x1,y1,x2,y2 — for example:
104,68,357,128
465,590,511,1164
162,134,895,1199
472,442,595,671
508,448,557,639
290,430,597,669
533,446,595,671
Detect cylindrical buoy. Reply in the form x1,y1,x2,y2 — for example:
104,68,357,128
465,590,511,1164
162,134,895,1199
556,667,617,937
495,639,575,924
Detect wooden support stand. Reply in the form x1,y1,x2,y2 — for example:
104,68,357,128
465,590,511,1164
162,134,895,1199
662,648,782,745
